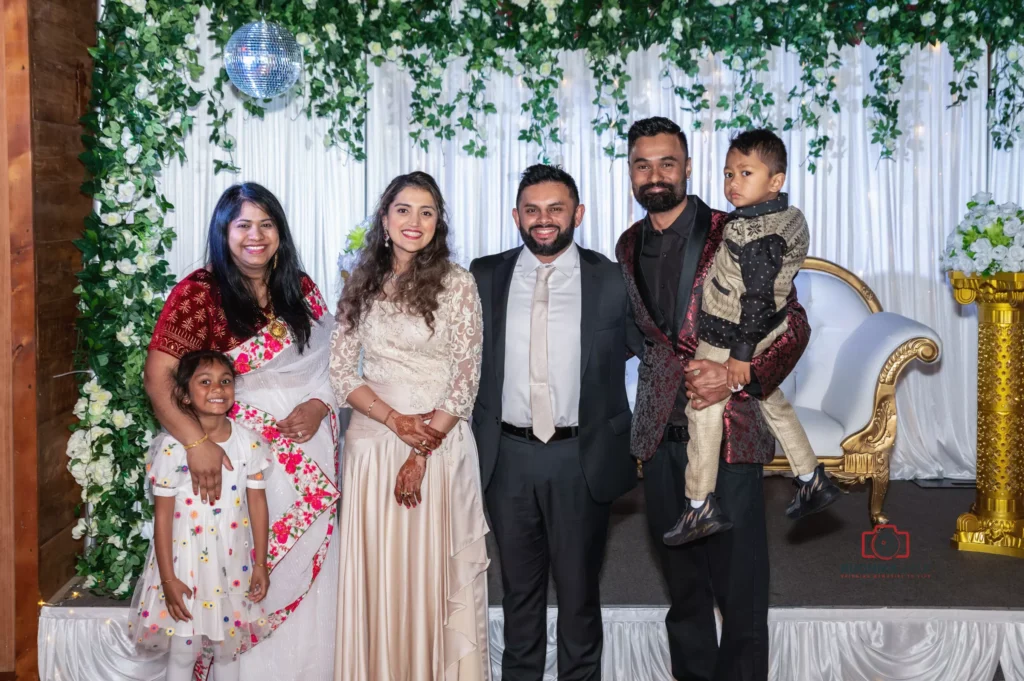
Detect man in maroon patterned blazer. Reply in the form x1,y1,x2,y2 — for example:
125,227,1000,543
616,117,810,681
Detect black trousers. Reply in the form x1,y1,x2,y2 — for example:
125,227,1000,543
486,433,612,681
644,437,770,681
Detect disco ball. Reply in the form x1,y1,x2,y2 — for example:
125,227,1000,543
223,20,303,99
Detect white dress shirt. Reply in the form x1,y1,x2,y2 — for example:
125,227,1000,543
502,243,582,428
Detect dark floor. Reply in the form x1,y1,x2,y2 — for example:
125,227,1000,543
484,477,1024,609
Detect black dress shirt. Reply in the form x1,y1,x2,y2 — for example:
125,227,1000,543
638,197,697,425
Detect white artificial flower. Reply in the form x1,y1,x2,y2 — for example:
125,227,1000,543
140,520,154,540
992,245,1010,261
971,237,994,256
417,85,432,99
590,11,604,27
167,111,182,128
754,17,764,32
121,0,145,14
83,378,100,395
125,467,140,486
430,64,444,78
511,0,530,7
356,10,364,25
999,17,1013,28
541,0,563,8
125,144,143,165
1004,217,1022,236
972,191,993,205
111,410,135,429
73,397,88,419
545,8,557,23
961,11,977,25
107,534,124,548
390,30,402,41
812,67,827,82
709,0,731,6
324,24,339,41
943,16,953,28
101,213,121,227
141,284,154,305
386,46,399,60
867,6,880,22
296,32,311,47
898,43,911,55
1007,46,1022,64
671,17,683,39
369,8,381,20
101,136,117,150
116,321,136,346
1008,245,1024,262
120,127,134,148
303,0,317,9
973,253,994,272
539,62,553,77
608,7,623,23
920,11,936,27
93,391,112,406
71,518,89,540
125,27,138,40
116,258,137,275
135,252,155,273
889,4,897,15
368,41,383,57
184,34,199,51
730,55,744,70
88,399,108,418
134,75,152,101
468,8,481,19
116,182,136,204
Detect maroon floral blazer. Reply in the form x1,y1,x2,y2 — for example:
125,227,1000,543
616,198,811,465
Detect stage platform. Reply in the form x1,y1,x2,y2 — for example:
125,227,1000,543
40,478,1024,680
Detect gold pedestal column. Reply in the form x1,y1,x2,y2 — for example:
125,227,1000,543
950,272,1024,558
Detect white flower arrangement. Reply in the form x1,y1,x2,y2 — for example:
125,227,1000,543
942,193,1024,276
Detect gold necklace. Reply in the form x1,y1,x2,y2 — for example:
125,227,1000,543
265,301,288,340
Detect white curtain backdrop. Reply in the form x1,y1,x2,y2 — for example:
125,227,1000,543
38,605,1024,681
159,9,1024,479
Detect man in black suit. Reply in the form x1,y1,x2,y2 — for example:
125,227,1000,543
470,165,636,681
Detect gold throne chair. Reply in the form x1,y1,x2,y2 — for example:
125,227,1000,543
762,257,941,525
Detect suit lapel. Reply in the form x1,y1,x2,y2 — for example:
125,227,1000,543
632,219,671,338
579,248,599,378
672,197,712,342
491,247,520,388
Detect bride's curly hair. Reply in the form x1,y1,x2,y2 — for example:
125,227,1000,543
337,171,452,333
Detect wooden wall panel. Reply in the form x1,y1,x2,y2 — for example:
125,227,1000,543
29,0,95,611
4,0,40,674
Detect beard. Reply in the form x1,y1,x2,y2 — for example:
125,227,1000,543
636,181,687,213
519,222,576,257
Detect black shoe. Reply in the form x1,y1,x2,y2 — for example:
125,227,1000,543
786,463,841,520
663,494,734,546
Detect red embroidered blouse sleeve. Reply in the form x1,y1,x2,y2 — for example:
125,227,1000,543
148,273,226,358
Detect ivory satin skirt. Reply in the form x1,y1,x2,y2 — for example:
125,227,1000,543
334,383,491,681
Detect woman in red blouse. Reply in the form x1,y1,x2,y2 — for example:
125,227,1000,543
144,183,340,680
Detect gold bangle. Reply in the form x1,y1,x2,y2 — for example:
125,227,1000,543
160,577,175,585
253,562,267,569
366,399,378,418
184,434,209,450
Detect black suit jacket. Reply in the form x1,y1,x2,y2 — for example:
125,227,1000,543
469,245,637,504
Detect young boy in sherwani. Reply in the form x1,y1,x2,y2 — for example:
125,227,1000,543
664,129,840,546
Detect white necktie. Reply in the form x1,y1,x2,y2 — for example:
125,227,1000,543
530,266,556,443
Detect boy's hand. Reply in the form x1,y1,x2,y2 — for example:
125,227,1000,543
726,357,751,390
248,565,270,604
163,578,194,622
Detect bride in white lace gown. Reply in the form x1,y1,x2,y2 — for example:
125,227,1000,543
329,172,490,681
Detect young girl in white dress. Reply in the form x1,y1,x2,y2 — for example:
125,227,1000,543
129,350,273,681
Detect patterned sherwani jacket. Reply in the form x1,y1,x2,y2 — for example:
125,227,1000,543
616,196,811,466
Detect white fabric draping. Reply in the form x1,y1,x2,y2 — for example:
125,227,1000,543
39,605,1023,681
160,10,1017,478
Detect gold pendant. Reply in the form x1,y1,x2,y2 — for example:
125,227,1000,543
269,320,288,339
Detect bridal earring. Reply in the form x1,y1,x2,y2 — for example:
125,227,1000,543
273,252,278,270
384,230,390,247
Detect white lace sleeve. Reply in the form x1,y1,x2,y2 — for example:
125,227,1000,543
328,320,365,408
438,270,483,420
